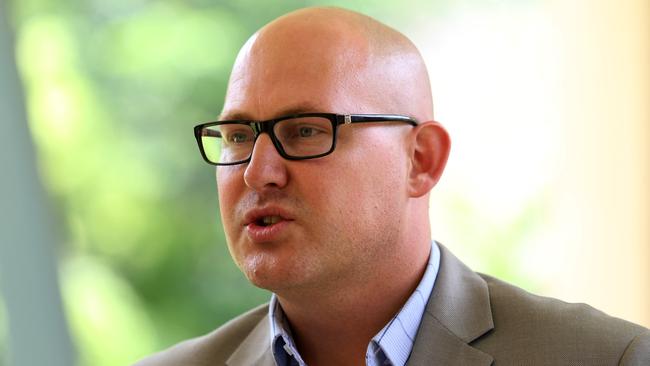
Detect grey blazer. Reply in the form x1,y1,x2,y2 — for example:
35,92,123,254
134,245,650,365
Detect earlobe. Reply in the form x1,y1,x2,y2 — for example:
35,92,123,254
407,121,451,198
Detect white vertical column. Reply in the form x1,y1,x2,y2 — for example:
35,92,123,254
0,0,77,364
548,0,650,327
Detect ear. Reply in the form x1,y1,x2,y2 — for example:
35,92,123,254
407,121,451,198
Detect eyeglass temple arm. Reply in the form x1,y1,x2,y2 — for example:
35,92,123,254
345,114,418,126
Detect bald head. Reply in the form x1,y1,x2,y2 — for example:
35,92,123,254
223,7,434,122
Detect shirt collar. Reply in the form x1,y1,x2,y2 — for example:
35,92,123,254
269,241,441,366
368,242,440,365
269,295,307,365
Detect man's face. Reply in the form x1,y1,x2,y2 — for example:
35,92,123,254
216,24,413,294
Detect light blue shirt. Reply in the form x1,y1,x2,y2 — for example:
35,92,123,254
269,242,441,366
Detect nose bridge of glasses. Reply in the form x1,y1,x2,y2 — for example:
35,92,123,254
249,120,285,158
250,120,276,138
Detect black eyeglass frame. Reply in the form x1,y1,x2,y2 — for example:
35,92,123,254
193,113,419,166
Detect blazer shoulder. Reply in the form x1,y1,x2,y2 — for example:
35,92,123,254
132,303,269,366
475,274,649,364
619,329,650,365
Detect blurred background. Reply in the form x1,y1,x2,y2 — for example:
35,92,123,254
1,0,648,365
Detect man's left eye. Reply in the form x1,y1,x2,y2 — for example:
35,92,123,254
298,126,318,137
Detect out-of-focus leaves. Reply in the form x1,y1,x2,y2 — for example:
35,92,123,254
436,191,548,291
60,255,157,365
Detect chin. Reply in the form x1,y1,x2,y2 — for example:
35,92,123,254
246,273,296,293
248,266,319,296
239,255,293,291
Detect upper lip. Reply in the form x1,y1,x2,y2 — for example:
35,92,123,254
243,206,295,226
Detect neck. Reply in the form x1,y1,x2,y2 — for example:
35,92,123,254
276,236,431,366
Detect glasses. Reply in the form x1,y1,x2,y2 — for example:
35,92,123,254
193,113,418,166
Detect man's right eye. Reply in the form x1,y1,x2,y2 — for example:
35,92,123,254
229,133,247,143
224,131,252,144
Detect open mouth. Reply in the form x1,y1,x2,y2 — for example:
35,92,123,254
245,212,292,242
255,215,283,227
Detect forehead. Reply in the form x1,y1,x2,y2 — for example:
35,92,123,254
222,21,371,120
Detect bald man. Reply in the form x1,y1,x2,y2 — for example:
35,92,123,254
135,7,649,366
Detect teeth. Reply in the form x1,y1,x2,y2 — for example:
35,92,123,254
262,216,281,225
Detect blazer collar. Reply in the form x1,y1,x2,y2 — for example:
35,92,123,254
226,316,275,366
407,243,494,366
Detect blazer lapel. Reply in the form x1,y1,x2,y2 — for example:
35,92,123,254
407,243,494,366
226,315,275,366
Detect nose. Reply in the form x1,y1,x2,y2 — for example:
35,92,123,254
243,134,288,191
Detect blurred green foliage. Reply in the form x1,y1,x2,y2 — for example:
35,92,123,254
5,0,543,364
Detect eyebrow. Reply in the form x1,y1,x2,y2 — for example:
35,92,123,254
219,102,325,121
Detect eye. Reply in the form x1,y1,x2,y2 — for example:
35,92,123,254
220,126,253,145
229,132,249,143
274,117,333,144
298,126,319,137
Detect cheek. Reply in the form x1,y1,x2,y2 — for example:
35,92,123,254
346,163,403,212
321,147,407,224
216,167,244,235
342,135,408,197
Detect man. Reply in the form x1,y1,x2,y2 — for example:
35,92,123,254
135,6,649,366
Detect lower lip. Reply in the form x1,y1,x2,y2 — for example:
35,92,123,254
246,220,292,243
